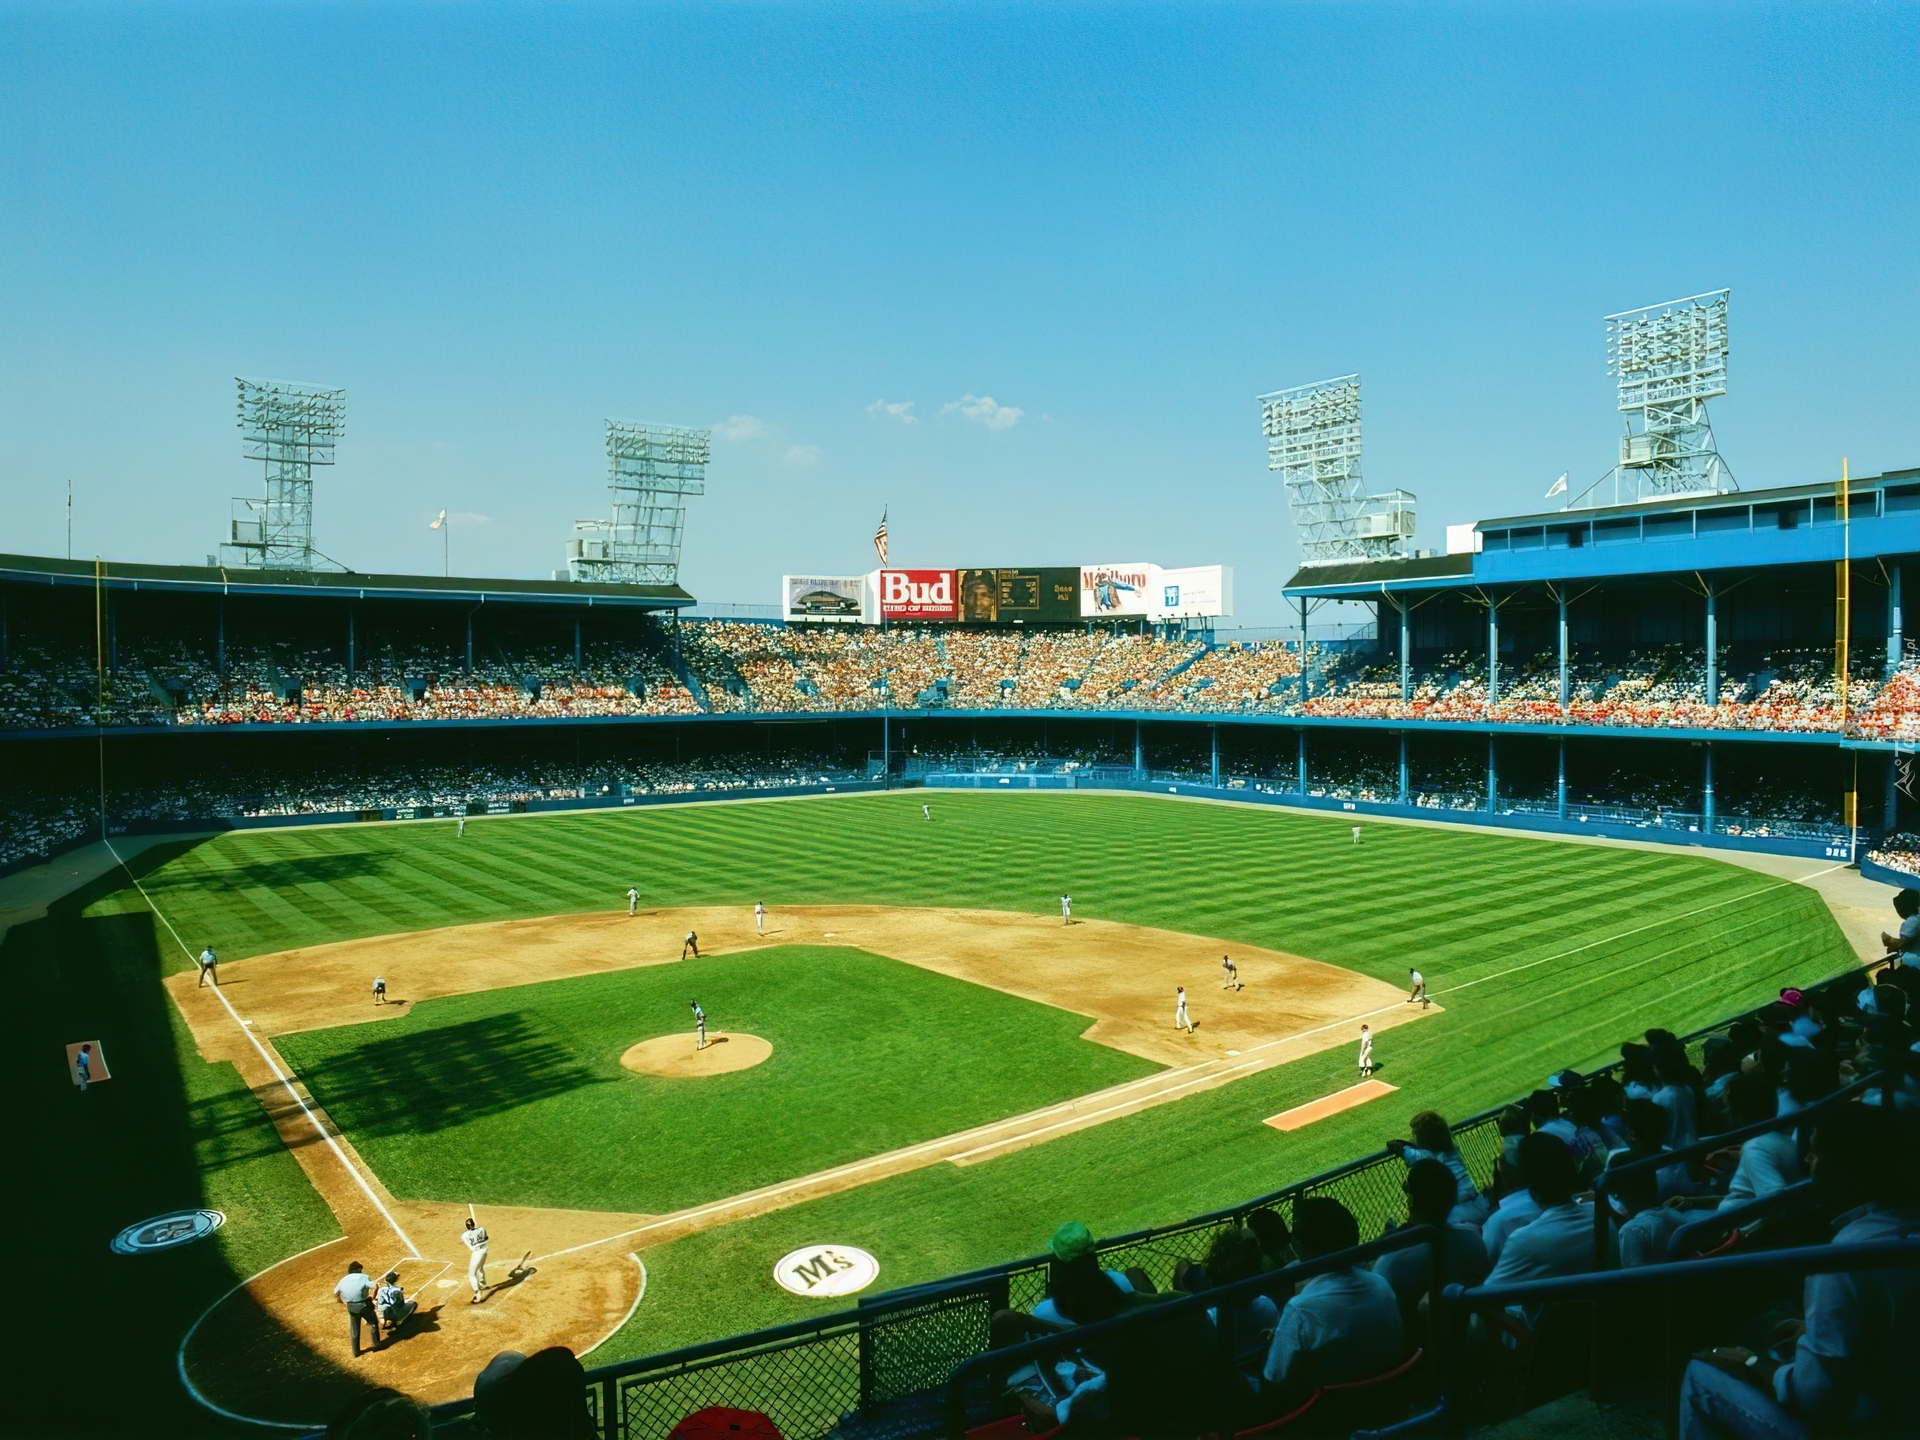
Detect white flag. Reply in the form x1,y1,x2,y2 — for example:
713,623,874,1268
429,509,447,529
1545,472,1569,499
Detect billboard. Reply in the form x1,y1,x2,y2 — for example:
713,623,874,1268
1151,565,1234,620
956,567,1080,624
1080,564,1154,618
783,574,876,624
879,569,958,621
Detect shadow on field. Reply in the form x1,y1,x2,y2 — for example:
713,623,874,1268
151,849,396,895
292,1011,604,1136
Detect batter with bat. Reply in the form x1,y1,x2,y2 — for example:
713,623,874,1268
463,1210,490,1302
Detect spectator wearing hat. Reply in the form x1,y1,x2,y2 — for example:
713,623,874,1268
1031,1221,1136,1327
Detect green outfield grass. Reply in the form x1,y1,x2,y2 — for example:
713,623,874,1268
275,944,1160,1213
18,790,1864,1429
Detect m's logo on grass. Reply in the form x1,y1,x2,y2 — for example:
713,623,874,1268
773,1244,879,1298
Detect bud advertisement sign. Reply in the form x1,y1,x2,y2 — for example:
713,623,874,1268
1080,564,1154,617
1151,565,1234,620
879,569,957,620
782,574,876,624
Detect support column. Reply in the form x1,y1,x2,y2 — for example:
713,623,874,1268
1558,592,1570,708
1890,566,1905,678
465,614,474,675
1487,598,1499,704
1210,725,1220,788
217,599,225,678
1557,739,1568,819
1297,729,1308,794
1704,742,1716,832
348,607,357,685
883,712,890,780
575,618,583,673
1299,596,1310,704
1399,597,1411,702
1705,585,1718,706
1486,734,1497,812
1133,720,1143,778
1886,753,1901,833
1397,733,1409,803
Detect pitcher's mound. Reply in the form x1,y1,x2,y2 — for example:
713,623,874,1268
621,1032,772,1077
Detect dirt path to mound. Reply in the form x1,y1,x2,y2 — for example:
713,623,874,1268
163,904,1433,1423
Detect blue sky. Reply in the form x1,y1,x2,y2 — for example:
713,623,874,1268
3,2,1916,625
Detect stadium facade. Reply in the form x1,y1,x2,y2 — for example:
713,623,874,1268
4,465,1918,876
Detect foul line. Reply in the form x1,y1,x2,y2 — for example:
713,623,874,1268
106,841,418,1258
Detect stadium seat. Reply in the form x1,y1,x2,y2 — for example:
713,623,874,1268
1232,1349,1425,1438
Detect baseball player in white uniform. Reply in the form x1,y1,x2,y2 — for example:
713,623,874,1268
1408,969,1428,1008
462,1217,490,1301
1221,954,1240,990
691,999,707,1049
922,802,931,821
457,816,466,838
754,901,766,933
197,946,219,988
1174,986,1194,1033
1358,1024,1374,1078
682,930,700,959
1351,825,1362,845
627,887,639,917
1060,894,1072,925
372,976,387,1005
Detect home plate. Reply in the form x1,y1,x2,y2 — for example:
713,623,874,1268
1265,1079,1398,1132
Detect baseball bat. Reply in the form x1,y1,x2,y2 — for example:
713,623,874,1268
513,1249,533,1276
468,1203,475,1224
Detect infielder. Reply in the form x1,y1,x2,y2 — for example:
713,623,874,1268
75,1043,92,1091
1221,954,1240,990
754,900,766,933
691,999,707,1049
682,930,700,959
197,945,219,988
333,1261,379,1355
1358,1024,1374,1078
1174,986,1194,1034
372,976,387,1005
627,887,639,917
462,1217,490,1302
1408,969,1428,1008
1060,894,1072,926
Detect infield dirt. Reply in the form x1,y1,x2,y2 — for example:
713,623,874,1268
164,905,1435,1422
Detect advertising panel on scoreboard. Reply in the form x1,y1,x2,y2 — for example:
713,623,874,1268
879,569,958,621
1080,564,1154,618
956,568,1079,624
1151,565,1234,620
783,574,876,624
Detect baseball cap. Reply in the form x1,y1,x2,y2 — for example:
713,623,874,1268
1049,1221,1096,1262
1779,988,1805,1007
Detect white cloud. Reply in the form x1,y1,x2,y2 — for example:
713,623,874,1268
449,510,492,525
782,443,824,469
866,398,919,425
942,393,1024,430
713,414,765,443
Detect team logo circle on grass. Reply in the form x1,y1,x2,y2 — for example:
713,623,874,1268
111,1209,225,1255
772,1244,879,1298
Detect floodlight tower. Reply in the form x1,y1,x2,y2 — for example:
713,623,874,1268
1605,289,1734,499
219,378,346,570
1259,374,1415,566
567,421,710,585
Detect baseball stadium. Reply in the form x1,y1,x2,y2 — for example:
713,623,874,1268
9,284,1920,1440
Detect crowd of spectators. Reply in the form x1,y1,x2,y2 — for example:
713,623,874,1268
978,926,1919,1437
13,612,1920,740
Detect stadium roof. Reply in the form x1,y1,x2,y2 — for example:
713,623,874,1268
0,553,694,610
1284,465,1920,600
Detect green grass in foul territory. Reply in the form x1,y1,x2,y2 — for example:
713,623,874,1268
275,944,1159,1214
72,791,1862,1373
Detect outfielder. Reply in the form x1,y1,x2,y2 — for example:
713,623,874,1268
1060,894,1072,925
627,887,639,917
372,976,387,1005
682,930,700,959
1351,825,1362,845
462,1216,490,1302
922,802,931,821
1358,1024,1374,1078
754,900,766,933
457,816,466,838
197,945,219,988
1221,954,1240,990
1174,986,1194,1033
691,999,707,1049
1408,969,1428,1008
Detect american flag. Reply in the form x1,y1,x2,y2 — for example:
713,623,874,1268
873,508,889,566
